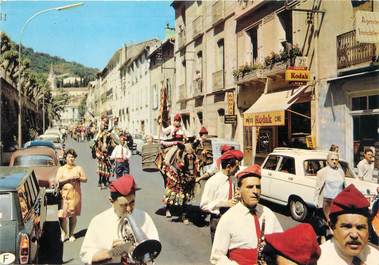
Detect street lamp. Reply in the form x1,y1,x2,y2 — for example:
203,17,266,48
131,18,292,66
17,2,83,147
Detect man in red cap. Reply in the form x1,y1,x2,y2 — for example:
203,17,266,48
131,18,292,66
110,133,132,178
211,164,282,265
196,145,237,183
261,223,320,265
80,175,159,264
200,150,243,242
318,184,379,265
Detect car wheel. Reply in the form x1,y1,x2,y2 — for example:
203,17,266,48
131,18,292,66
289,198,308,222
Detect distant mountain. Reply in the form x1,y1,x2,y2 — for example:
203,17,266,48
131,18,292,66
21,45,99,81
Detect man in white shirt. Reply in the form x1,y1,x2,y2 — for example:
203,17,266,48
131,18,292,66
210,164,282,265
80,175,159,264
110,134,132,178
357,148,374,182
318,184,379,265
200,150,243,242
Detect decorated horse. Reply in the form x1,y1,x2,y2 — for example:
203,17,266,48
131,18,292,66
156,143,199,223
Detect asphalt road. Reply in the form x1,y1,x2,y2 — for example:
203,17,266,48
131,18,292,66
42,138,298,265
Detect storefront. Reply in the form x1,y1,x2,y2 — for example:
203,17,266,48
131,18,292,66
321,70,379,169
243,84,313,164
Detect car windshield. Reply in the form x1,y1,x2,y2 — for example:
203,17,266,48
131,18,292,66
14,155,55,166
304,159,356,178
0,193,13,221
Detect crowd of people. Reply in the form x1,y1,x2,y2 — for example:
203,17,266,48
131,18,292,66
54,112,379,265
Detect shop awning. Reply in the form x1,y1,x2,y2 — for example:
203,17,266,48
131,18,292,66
243,85,309,127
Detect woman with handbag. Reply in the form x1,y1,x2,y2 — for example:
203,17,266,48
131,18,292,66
56,148,87,242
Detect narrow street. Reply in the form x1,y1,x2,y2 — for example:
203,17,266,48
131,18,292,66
42,138,298,265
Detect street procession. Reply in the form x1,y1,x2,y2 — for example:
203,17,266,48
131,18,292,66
1,1,379,264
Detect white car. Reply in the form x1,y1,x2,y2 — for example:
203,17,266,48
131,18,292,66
260,147,378,222
133,134,145,155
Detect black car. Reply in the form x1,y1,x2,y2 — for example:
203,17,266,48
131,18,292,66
0,167,48,264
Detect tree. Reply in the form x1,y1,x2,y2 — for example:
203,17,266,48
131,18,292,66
78,94,87,119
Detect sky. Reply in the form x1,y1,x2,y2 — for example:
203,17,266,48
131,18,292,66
0,1,175,70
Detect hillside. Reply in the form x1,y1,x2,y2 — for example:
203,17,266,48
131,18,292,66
22,46,99,81
3,33,99,83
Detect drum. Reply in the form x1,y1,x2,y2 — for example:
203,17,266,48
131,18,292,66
142,143,160,172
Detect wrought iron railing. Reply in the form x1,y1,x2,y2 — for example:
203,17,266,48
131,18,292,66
337,30,376,69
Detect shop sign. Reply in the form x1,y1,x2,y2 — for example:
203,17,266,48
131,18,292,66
306,135,316,149
355,11,379,44
285,69,310,82
244,111,285,127
226,92,235,115
224,115,237,124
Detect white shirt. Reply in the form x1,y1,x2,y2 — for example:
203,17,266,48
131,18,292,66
357,159,374,182
210,202,283,265
80,207,159,264
318,239,379,265
200,171,232,215
110,144,131,161
162,125,186,139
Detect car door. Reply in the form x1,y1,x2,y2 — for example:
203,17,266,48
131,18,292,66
261,155,281,201
269,156,297,203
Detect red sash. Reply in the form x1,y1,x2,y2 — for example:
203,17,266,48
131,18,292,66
228,213,261,265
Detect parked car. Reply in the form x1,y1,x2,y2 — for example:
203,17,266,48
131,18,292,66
260,148,378,221
0,167,48,264
133,134,145,155
24,140,65,166
9,147,59,204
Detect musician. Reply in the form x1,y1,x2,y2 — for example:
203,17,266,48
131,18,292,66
110,134,131,177
210,164,282,265
318,184,379,265
193,127,212,175
94,114,113,189
80,175,159,265
262,223,320,265
200,150,243,241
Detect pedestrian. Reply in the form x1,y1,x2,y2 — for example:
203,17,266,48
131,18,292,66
314,151,345,222
110,133,131,177
357,148,375,182
55,148,87,242
79,174,159,264
210,164,282,264
261,223,320,265
318,184,379,264
200,149,244,242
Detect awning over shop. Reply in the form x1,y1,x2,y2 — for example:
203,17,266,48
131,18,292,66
243,85,309,127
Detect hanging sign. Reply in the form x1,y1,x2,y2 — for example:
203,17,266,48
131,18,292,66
244,111,285,127
355,11,379,44
226,92,235,115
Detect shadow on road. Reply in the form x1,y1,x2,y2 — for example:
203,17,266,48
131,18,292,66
39,221,63,264
260,199,291,217
74,228,87,240
155,205,209,227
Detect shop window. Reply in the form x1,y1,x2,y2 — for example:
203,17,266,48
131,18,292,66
263,155,280,170
278,156,296,175
257,128,273,154
369,95,379,109
352,96,367,111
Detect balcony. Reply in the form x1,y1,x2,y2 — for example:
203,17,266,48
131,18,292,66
337,30,376,70
212,0,225,25
212,70,224,92
193,77,203,97
178,29,186,49
192,15,203,39
178,84,187,101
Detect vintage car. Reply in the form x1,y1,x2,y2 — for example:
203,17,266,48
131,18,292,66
0,167,47,264
260,148,378,221
9,147,59,204
24,140,65,166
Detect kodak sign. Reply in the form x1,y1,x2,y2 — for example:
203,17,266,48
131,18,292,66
285,69,310,82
